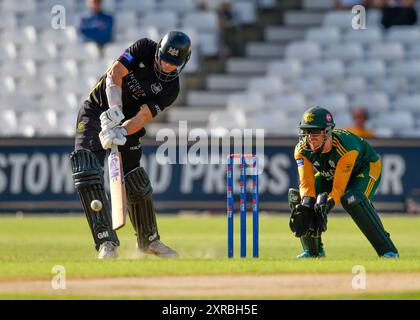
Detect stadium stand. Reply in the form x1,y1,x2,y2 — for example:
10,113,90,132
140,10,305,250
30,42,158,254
184,1,420,138
1,0,419,138
1,0,226,137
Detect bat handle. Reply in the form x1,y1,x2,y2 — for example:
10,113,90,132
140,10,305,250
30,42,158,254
111,144,118,154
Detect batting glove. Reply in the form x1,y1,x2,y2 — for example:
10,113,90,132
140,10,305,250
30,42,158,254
100,106,124,130
99,126,128,150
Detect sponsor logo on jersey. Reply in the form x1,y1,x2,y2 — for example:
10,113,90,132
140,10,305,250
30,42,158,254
130,145,141,151
139,62,145,68
296,158,304,167
344,162,352,172
130,138,142,151
328,160,336,168
168,47,179,56
76,119,88,133
154,104,162,114
126,72,146,98
319,170,334,180
151,82,163,94
121,51,134,63
313,161,320,166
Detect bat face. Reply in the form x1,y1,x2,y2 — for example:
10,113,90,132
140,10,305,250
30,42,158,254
109,146,127,230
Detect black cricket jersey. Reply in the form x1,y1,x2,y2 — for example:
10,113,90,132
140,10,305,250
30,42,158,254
86,38,180,123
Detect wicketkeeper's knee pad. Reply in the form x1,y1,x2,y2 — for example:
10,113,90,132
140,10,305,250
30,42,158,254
70,149,119,250
124,167,160,249
341,190,398,256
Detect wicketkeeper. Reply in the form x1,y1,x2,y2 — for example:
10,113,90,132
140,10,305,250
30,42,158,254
70,31,191,259
289,106,399,258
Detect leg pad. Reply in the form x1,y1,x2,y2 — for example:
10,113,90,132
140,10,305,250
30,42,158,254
70,149,119,250
125,167,160,249
341,191,398,256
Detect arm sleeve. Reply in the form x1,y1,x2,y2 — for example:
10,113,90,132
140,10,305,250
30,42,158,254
329,150,359,205
294,146,316,199
117,38,151,71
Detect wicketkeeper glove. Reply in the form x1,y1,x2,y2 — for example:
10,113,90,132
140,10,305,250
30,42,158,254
312,193,334,236
290,196,316,238
100,106,125,130
99,126,128,150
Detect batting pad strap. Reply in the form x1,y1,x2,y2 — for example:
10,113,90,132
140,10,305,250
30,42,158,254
125,167,153,202
105,75,123,108
70,149,104,189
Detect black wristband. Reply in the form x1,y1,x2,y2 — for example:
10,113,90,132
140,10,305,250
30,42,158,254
301,196,316,208
326,199,335,214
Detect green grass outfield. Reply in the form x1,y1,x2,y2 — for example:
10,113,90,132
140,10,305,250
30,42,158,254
0,214,420,299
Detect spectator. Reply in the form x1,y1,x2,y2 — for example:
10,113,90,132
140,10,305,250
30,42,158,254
372,0,418,29
217,1,239,57
346,107,376,138
196,1,208,11
77,0,114,54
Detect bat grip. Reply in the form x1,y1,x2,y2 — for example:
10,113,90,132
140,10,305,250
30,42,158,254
111,144,118,154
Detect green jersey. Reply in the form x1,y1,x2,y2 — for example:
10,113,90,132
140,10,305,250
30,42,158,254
294,129,380,204
296,129,379,181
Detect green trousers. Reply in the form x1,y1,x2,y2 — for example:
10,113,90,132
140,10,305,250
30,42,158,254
315,159,382,200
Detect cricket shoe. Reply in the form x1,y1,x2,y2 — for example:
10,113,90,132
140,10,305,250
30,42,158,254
138,240,179,259
98,241,118,259
382,251,399,258
296,248,326,259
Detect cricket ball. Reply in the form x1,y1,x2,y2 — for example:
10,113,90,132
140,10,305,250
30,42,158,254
90,200,103,212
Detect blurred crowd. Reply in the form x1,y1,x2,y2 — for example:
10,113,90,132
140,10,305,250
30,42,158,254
345,106,376,138
336,0,417,28
76,0,238,58
336,0,418,138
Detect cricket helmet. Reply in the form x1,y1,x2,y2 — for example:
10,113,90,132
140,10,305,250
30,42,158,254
154,31,191,82
298,106,335,153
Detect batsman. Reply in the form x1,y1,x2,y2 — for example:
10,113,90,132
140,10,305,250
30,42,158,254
289,106,399,258
70,31,191,259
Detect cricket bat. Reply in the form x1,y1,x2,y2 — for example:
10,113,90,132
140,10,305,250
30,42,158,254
108,144,127,230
